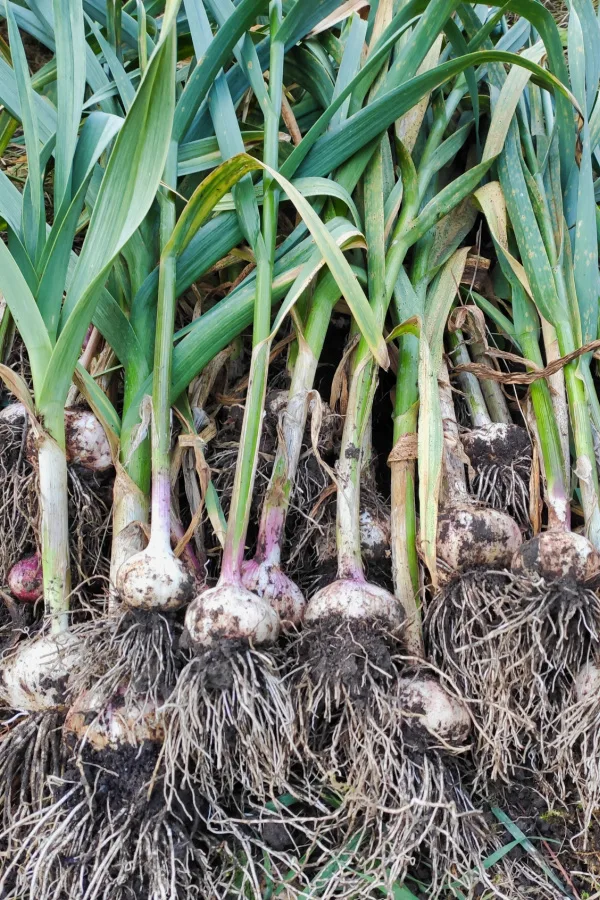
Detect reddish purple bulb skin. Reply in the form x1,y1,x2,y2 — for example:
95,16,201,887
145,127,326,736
8,553,43,602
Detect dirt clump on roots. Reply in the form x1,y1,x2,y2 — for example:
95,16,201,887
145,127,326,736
463,424,532,526
295,615,399,713
292,615,406,827
0,739,219,899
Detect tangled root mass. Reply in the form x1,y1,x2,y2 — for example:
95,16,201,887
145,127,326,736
0,711,65,845
164,640,296,809
0,413,36,582
290,622,501,897
0,741,221,900
72,608,186,710
425,569,600,782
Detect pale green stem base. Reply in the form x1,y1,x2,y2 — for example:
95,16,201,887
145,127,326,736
336,356,377,581
38,434,71,634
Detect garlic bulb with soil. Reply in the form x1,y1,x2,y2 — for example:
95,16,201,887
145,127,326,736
426,363,600,784
165,49,297,811
64,408,113,471
0,692,222,900
116,539,195,611
433,364,523,580
448,330,532,525
0,632,83,851
2,403,112,472
398,673,472,745
0,631,81,712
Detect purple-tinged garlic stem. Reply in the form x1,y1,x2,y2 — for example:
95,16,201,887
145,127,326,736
170,515,204,577
256,506,286,568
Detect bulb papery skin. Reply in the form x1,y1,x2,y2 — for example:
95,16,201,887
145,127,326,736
1,633,81,712
399,675,471,744
360,509,391,560
65,689,163,751
266,389,288,420
0,402,27,424
437,505,522,574
304,578,404,628
65,408,112,471
512,530,600,584
574,662,600,703
184,582,280,648
318,510,391,564
8,553,42,602
116,545,195,611
241,559,305,628
0,404,112,473
462,422,531,465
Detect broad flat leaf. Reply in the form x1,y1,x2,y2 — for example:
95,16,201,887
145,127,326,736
202,0,270,110
86,14,135,111
0,56,56,143
53,0,85,209
5,0,45,265
0,240,52,394
212,176,361,227
296,49,576,179
395,35,443,153
269,227,366,338
474,181,534,307
0,166,24,232
173,0,268,142
38,21,178,419
482,41,547,161
38,112,123,342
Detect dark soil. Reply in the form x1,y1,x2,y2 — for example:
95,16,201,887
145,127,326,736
185,636,249,691
295,615,399,704
0,21,52,74
465,423,532,469
64,740,161,809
